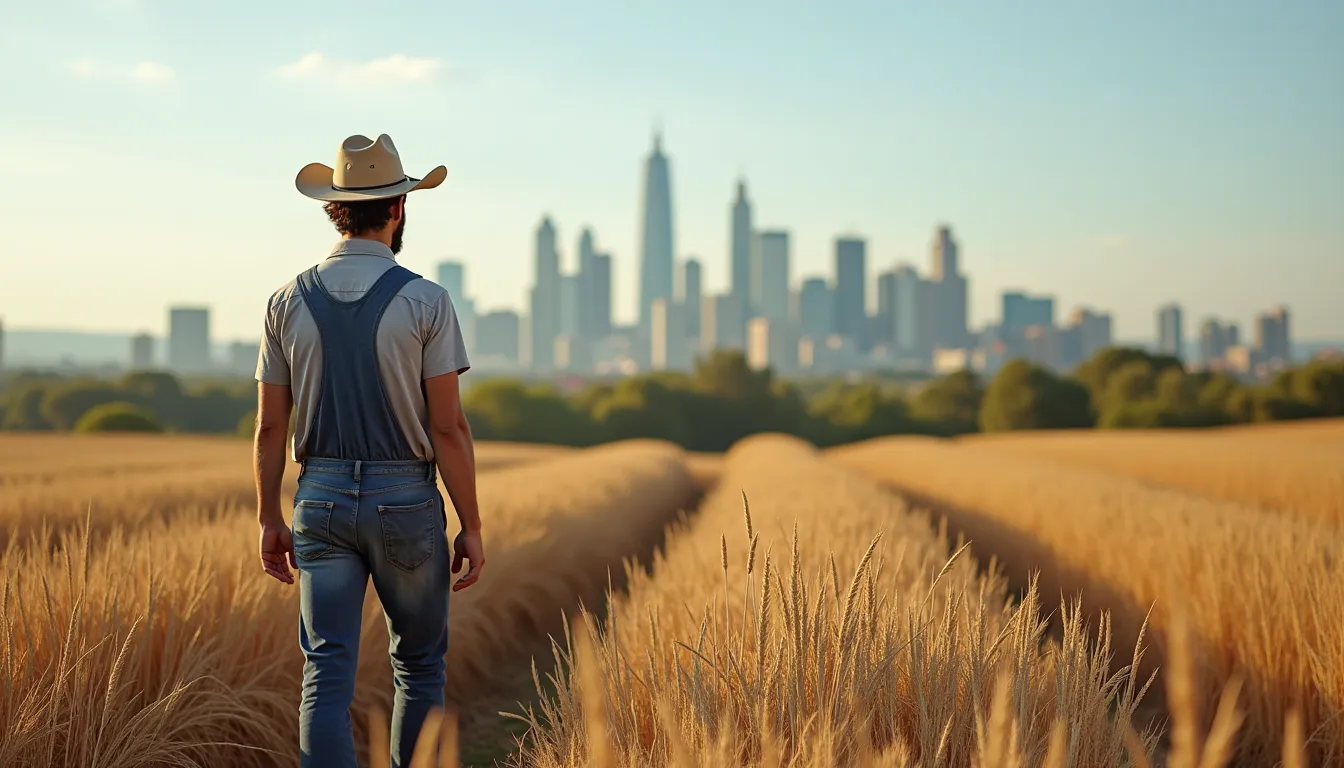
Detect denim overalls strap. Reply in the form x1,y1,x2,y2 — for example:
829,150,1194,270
295,263,422,462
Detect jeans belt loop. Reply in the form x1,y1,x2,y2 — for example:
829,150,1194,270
353,460,362,483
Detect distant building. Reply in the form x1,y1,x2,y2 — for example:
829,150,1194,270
228,341,260,377
1002,291,1055,335
168,306,211,374
130,332,155,370
529,217,561,369
591,253,613,340
1156,303,1184,360
680,258,703,344
798,334,860,374
1254,306,1291,369
754,231,791,322
874,270,897,349
702,292,747,353
747,317,798,374
795,277,832,339
638,133,675,337
1199,318,1239,369
553,334,591,373
894,266,932,365
649,298,689,371
833,237,868,350
730,180,754,315
928,225,970,349
436,261,476,354
1065,307,1113,365
476,310,521,364
559,274,580,338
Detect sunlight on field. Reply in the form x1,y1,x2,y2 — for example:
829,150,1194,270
962,418,1344,526
0,435,695,767
830,434,1342,765
0,426,1328,767
0,434,574,548
516,434,1157,767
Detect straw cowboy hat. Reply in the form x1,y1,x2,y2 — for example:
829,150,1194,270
295,133,446,202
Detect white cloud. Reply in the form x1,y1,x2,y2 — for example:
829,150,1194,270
68,58,98,77
129,61,174,84
277,52,447,85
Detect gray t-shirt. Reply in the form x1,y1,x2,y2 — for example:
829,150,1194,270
255,239,471,462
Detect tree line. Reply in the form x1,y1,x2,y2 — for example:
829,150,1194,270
1,347,1340,449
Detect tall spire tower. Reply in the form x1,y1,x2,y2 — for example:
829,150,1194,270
638,130,675,350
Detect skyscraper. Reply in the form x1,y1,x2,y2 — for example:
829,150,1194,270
130,332,154,370
702,293,747,352
875,270,898,349
1254,305,1291,367
436,260,475,353
755,231,791,322
680,258,703,344
592,253,613,340
436,262,464,302
796,278,833,339
476,310,521,363
559,274,580,338
650,298,688,371
1157,303,1184,360
928,225,969,349
638,133,675,338
577,228,598,340
168,307,211,374
1066,308,1113,362
893,266,932,361
833,237,867,349
730,180,753,314
529,216,561,369
1002,291,1055,334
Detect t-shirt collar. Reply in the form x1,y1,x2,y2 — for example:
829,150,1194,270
328,238,396,261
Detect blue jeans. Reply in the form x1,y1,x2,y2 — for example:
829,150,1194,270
290,458,452,768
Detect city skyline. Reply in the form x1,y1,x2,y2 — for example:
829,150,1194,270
0,2,1338,343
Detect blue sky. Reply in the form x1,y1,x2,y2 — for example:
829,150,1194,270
0,0,1340,342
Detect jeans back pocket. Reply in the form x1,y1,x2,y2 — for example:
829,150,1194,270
377,498,438,571
292,500,334,560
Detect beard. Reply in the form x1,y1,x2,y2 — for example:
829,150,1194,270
390,213,407,254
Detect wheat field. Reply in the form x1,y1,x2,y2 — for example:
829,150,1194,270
0,438,696,767
963,425,1344,526
829,434,1343,765
2,421,1334,767
513,434,1161,767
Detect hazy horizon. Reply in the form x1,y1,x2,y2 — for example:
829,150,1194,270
2,0,1340,342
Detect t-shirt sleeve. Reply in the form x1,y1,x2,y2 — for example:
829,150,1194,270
423,289,471,379
255,294,292,385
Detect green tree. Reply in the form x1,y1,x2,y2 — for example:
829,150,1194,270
75,402,163,433
0,384,52,430
1102,361,1157,407
910,369,984,435
118,370,187,425
807,383,913,444
41,380,125,430
1075,347,1183,410
462,379,595,445
980,360,1093,432
1286,360,1344,417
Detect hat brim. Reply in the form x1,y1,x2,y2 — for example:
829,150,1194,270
295,163,447,202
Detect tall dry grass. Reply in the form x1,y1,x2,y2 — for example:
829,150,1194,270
964,426,1344,526
0,433,574,548
0,439,698,767
512,434,1160,767
830,435,1344,764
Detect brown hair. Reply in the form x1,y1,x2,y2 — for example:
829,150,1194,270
322,195,404,237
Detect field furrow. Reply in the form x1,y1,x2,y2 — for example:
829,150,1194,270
515,434,1156,767
963,426,1344,526
830,435,1344,765
0,440,697,768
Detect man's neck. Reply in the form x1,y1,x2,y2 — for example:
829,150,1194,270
343,233,394,249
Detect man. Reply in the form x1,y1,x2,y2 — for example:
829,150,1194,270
251,133,485,768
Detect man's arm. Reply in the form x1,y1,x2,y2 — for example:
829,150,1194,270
255,381,296,584
424,371,484,591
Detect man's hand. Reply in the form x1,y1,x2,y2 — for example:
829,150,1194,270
451,529,485,592
260,524,297,584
